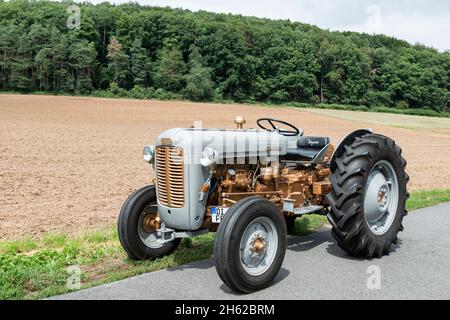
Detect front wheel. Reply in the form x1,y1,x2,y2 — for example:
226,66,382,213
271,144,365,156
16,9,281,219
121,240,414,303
118,185,180,260
213,197,287,293
327,133,409,258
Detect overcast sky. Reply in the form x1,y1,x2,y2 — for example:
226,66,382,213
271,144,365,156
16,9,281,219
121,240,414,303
86,0,450,52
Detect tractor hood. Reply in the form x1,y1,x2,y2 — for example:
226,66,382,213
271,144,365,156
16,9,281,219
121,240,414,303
155,128,290,164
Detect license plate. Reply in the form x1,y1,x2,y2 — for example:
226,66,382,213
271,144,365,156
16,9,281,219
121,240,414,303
211,207,229,223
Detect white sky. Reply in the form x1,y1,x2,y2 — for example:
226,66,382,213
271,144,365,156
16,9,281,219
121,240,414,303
85,0,450,52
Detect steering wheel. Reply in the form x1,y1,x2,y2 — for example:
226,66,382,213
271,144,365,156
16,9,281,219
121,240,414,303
257,118,302,137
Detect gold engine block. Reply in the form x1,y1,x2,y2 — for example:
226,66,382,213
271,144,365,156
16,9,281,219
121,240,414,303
220,164,330,205
202,162,332,229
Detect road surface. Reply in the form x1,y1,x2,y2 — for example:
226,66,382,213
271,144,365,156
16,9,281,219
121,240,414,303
52,202,450,300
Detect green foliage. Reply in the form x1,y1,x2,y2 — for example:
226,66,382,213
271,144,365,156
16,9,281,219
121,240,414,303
0,238,38,254
155,46,187,92
370,106,449,118
128,85,150,99
106,36,129,89
290,215,327,237
0,247,80,299
130,38,150,87
69,41,97,93
107,81,127,97
183,45,214,101
0,0,449,113
395,100,409,109
407,189,450,211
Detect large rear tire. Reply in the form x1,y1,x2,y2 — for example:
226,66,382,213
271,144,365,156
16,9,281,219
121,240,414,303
285,216,297,235
118,185,180,260
327,134,409,258
213,197,287,293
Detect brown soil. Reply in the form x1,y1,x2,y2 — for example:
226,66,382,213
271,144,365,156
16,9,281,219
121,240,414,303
1,94,449,240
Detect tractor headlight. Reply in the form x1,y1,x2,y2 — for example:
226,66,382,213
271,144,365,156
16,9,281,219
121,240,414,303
200,148,218,167
143,145,155,163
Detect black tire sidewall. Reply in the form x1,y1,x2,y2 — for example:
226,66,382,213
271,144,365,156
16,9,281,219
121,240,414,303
215,197,287,293
285,216,297,234
361,141,407,246
118,185,180,260
328,133,409,258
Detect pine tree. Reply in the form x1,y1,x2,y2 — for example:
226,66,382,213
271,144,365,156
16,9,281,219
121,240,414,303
0,25,21,90
184,45,214,101
70,41,97,93
35,47,53,91
52,35,69,92
10,33,33,91
155,46,187,92
130,38,149,87
107,36,130,88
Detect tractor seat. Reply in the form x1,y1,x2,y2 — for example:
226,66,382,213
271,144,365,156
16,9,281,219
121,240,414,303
283,136,331,162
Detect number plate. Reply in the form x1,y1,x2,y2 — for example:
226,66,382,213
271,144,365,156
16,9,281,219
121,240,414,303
211,207,230,223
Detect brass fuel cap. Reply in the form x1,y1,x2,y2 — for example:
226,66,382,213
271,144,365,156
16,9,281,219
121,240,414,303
234,116,246,129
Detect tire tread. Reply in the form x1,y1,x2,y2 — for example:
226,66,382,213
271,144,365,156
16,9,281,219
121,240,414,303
327,133,409,259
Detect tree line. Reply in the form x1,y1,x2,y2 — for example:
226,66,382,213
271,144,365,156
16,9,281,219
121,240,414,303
0,0,449,112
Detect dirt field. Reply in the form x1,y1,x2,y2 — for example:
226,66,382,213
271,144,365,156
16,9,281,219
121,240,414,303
1,94,449,240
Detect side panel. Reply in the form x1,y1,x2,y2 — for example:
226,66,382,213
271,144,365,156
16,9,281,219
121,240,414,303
155,130,207,231
156,162,208,231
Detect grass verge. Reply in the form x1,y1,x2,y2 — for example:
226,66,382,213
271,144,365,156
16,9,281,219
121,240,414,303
406,189,450,211
1,189,448,300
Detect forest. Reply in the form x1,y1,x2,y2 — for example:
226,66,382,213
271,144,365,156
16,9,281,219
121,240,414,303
0,0,449,113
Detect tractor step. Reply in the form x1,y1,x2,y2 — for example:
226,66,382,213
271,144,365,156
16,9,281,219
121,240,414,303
282,200,324,216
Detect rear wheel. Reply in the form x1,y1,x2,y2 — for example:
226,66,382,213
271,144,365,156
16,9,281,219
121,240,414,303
285,216,297,234
118,185,180,260
214,197,287,293
327,134,409,258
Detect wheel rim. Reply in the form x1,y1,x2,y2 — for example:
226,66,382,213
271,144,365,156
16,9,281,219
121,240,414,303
138,204,164,249
239,217,278,276
364,160,399,235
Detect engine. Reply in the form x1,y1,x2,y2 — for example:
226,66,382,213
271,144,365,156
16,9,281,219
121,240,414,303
216,162,331,205
202,159,332,229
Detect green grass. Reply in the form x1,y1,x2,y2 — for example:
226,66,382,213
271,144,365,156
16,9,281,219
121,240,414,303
406,189,450,211
0,189,448,300
0,227,215,300
290,215,328,237
282,102,450,118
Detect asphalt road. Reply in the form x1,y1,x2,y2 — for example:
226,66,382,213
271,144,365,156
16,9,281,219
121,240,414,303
52,202,450,300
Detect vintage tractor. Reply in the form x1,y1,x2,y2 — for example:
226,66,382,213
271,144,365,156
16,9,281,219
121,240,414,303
118,117,409,293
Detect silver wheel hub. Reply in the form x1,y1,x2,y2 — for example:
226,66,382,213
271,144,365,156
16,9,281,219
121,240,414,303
364,160,399,235
138,204,165,249
378,186,388,208
239,217,278,276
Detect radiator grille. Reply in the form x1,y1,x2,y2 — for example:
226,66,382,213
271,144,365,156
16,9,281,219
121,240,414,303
155,146,185,208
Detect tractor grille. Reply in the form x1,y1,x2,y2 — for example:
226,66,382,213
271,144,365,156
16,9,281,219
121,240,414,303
155,146,185,208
